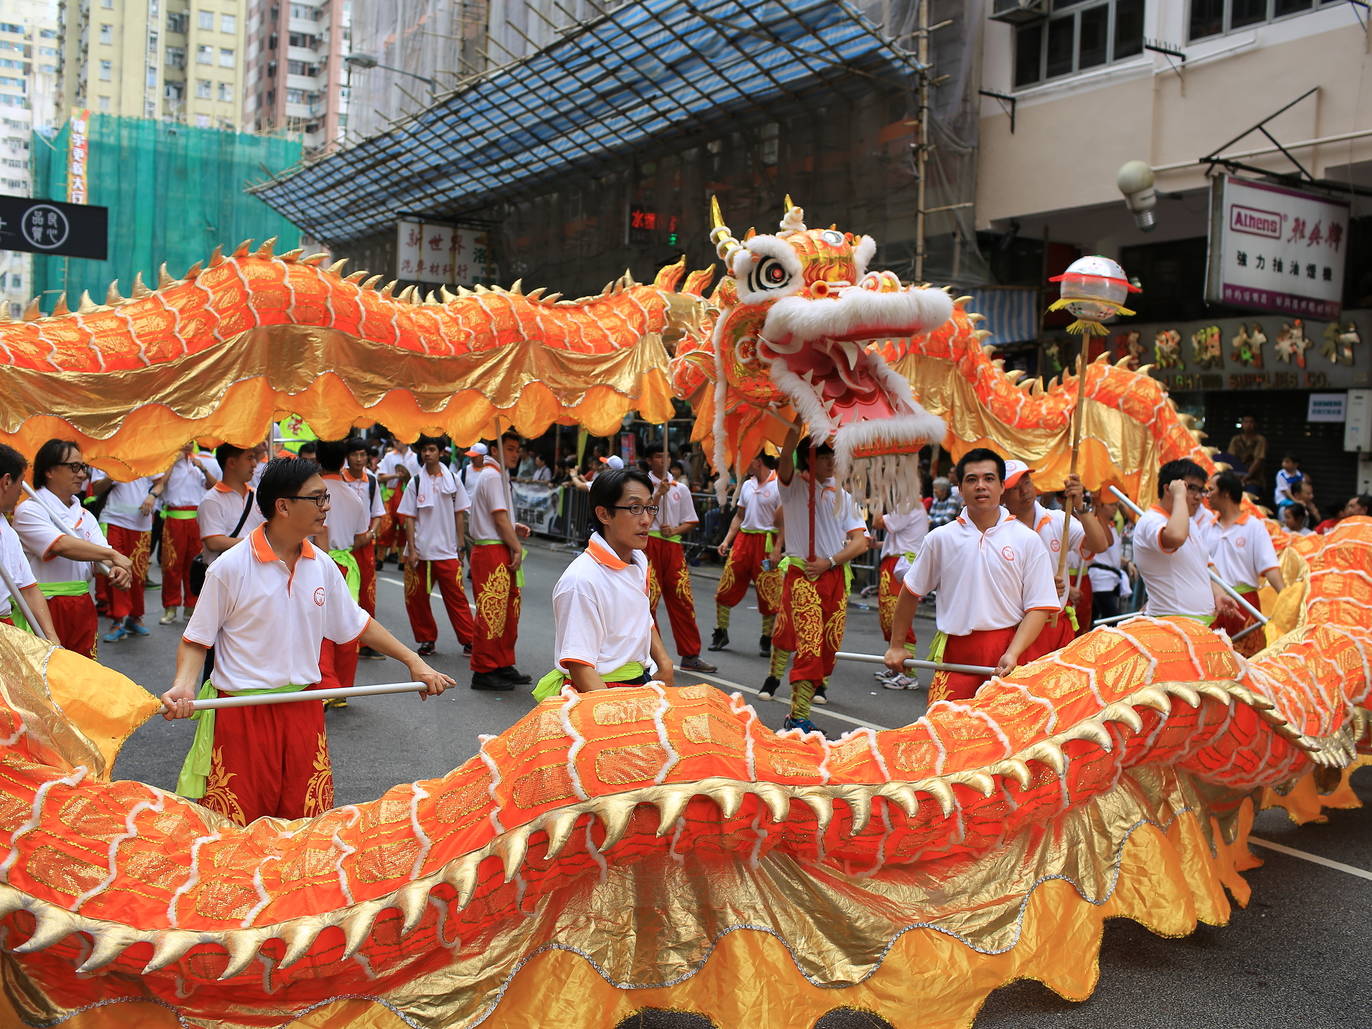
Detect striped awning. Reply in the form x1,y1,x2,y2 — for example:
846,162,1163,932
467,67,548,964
958,286,1041,346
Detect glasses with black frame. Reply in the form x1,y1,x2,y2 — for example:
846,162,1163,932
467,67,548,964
284,491,331,509
612,503,659,518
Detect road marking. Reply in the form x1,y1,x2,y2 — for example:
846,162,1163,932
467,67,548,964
1248,836,1372,881
683,668,896,734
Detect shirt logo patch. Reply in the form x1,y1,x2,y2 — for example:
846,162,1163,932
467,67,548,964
1050,539,1061,552
1000,546,1016,562
1236,537,1247,547
313,587,326,606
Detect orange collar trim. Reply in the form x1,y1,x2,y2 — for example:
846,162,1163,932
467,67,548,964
249,525,316,563
213,482,251,496
586,536,629,570
1149,504,1171,517
321,473,343,480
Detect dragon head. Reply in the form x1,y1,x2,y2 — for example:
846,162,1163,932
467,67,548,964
682,197,951,508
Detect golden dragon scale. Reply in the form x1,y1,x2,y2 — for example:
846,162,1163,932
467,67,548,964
0,523,1366,1028
0,242,713,478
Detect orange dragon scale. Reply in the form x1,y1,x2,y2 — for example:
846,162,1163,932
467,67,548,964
0,205,1367,1028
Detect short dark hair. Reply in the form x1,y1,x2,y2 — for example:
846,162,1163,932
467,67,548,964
643,444,664,459
954,447,1005,483
33,438,80,489
1158,458,1208,497
315,439,348,473
344,436,368,455
757,452,778,470
0,442,27,482
501,431,522,447
795,437,834,473
416,434,447,453
1354,494,1372,513
1283,504,1307,528
1212,469,1244,504
215,443,249,468
297,441,317,458
257,457,321,519
590,468,653,529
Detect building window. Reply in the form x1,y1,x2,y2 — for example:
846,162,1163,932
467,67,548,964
146,65,157,87
102,0,114,8
195,113,209,127
196,78,211,98
287,32,317,47
167,45,185,68
219,47,234,67
198,11,214,30
1189,0,1339,40
1013,0,1144,87
197,44,212,64
167,11,187,33
99,59,112,80
290,3,313,19
286,87,305,103
99,24,112,44
98,95,110,111
165,81,183,100
218,81,231,101
221,14,236,34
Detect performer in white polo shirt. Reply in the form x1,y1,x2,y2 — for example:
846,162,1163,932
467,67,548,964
534,467,673,699
466,434,533,691
197,443,266,568
0,443,57,640
643,445,715,674
711,452,783,657
770,419,869,733
89,466,163,642
884,448,1059,703
397,435,476,659
161,457,452,825
1205,469,1283,656
317,439,377,705
874,500,930,689
156,442,221,624
1131,459,1238,624
341,436,386,621
13,439,133,657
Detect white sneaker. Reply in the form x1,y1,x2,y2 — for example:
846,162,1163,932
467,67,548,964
158,607,177,625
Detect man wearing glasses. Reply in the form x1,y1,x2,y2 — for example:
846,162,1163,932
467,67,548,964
1131,459,1238,624
160,457,452,825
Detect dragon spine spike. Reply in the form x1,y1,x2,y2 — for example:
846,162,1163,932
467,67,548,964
1093,351,1109,363
157,263,174,288
275,923,320,971
141,929,200,974
443,857,479,910
344,270,368,283
131,271,150,297
497,829,531,883
185,261,203,278
975,331,994,342
1166,683,1202,708
12,907,78,954
844,791,873,836
327,259,349,276
280,247,304,262
456,286,473,297
301,252,330,265
959,771,998,797
216,930,266,980
379,280,397,298
51,294,69,317
752,782,791,823
716,784,745,820
1072,721,1115,752
653,790,693,836
708,195,742,262
105,281,123,305
209,244,225,266
997,758,1033,790
595,796,638,853
967,312,985,324
541,291,562,304
1025,741,1067,774
541,809,581,862
255,238,277,258
884,784,919,817
796,789,834,833
424,290,438,305
509,278,523,294
474,283,490,295
21,297,40,321
1105,703,1145,734
75,928,131,974
980,343,995,357
361,275,383,291
439,286,457,303
0,306,9,323
1132,686,1173,713
921,779,956,818
77,291,96,313
1137,363,1156,376
338,904,380,960
232,240,253,258
525,287,546,300
398,882,431,932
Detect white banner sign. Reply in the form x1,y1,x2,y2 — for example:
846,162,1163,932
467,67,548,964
1307,392,1347,423
396,219,498,285
511,482,563,535
1206,175,1349,320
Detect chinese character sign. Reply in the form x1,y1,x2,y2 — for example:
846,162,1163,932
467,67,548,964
67,109,90,205
1206,174,1348,320
395,219,498,285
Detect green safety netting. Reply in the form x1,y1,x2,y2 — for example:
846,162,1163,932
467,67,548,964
29,114,303,311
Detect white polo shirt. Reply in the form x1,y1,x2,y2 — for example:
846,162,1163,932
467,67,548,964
379,448,421,482
468,463,513,541
739,474,781,533
1087,525,1126,593
0,518,37,617
162,453,221,509
649,472,697,539
778,474,865,561
1208,513,1279,591
97,474,157,533
1192,505,1219,553
342,468,385,521
396,464,471,561
1133,505,1215,619
903,508,1060,636
197,482,266,565
880,505,930,564
184,526,369,693
552,532,656,676
320,475,372,551
12,488,109,588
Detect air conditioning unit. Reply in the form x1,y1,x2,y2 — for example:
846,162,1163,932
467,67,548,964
990,0,1048,25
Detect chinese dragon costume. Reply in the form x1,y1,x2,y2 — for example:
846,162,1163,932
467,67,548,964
0,201,1366,1028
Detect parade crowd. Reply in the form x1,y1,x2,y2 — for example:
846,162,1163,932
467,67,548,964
0,412,1364,829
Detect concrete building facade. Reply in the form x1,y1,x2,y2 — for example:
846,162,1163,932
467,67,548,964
242,0,349,155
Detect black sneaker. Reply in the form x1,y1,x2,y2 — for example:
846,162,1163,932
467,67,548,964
758,634,771,657
358,646,385,661
812,685,829,706
417,641,436,657
782,715,824,737
462,643,473,656
470,670,515,691
708,627,729,651
497,666,532,685
679,655,718,673
759,675,780,700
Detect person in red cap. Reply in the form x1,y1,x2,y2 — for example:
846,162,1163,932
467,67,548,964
465,434,533,691
883,448,1059,703
999,459,1109,661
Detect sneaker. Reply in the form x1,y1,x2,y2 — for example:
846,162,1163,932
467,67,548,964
417,641,436,657
358,646,385,660
101,625,128,643
124,620,150,638
881,673,916,690
812,686,829,706
470,670,515,691
462,643,473,656
782,716,824,737
159,607,177,625
759,675,780,700
708,627,729,651
497,666,532,685
324,696,349,709
678,655,718,673
758,635,771,657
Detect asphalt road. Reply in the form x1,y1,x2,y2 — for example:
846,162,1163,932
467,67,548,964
98,540,1371,1029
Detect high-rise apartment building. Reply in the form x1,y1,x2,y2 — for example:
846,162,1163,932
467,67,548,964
57,0,246,128
1,0,61,318
242,0,349,154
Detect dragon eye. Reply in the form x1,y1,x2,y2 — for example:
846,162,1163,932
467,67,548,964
748,256,794,294
821,230,844,246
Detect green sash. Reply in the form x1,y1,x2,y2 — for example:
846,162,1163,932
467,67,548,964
470,539,526,587
163,508,198,520
648,530,683,544
327,547,361,602
532,661,647,702
38,580,89,598
779,554,853,592
175,680,305,798
7,605,32,634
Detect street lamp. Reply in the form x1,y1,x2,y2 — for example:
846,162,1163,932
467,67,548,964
344,52,438,90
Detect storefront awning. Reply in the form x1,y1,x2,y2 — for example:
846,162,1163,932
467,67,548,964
250,0,921,244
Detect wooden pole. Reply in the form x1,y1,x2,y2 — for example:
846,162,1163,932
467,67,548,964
1052,348,1090,624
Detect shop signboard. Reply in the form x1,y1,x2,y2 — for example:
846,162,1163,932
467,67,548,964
0,194,108,260
1205,174,1349,321
395,218,498,285
1307,393,1347,423
512,481,561,535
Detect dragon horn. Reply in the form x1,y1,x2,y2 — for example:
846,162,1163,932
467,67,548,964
779,194,807,235
708,196,742,265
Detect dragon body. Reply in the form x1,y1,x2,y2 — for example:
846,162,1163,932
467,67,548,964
0,208,1367,1027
